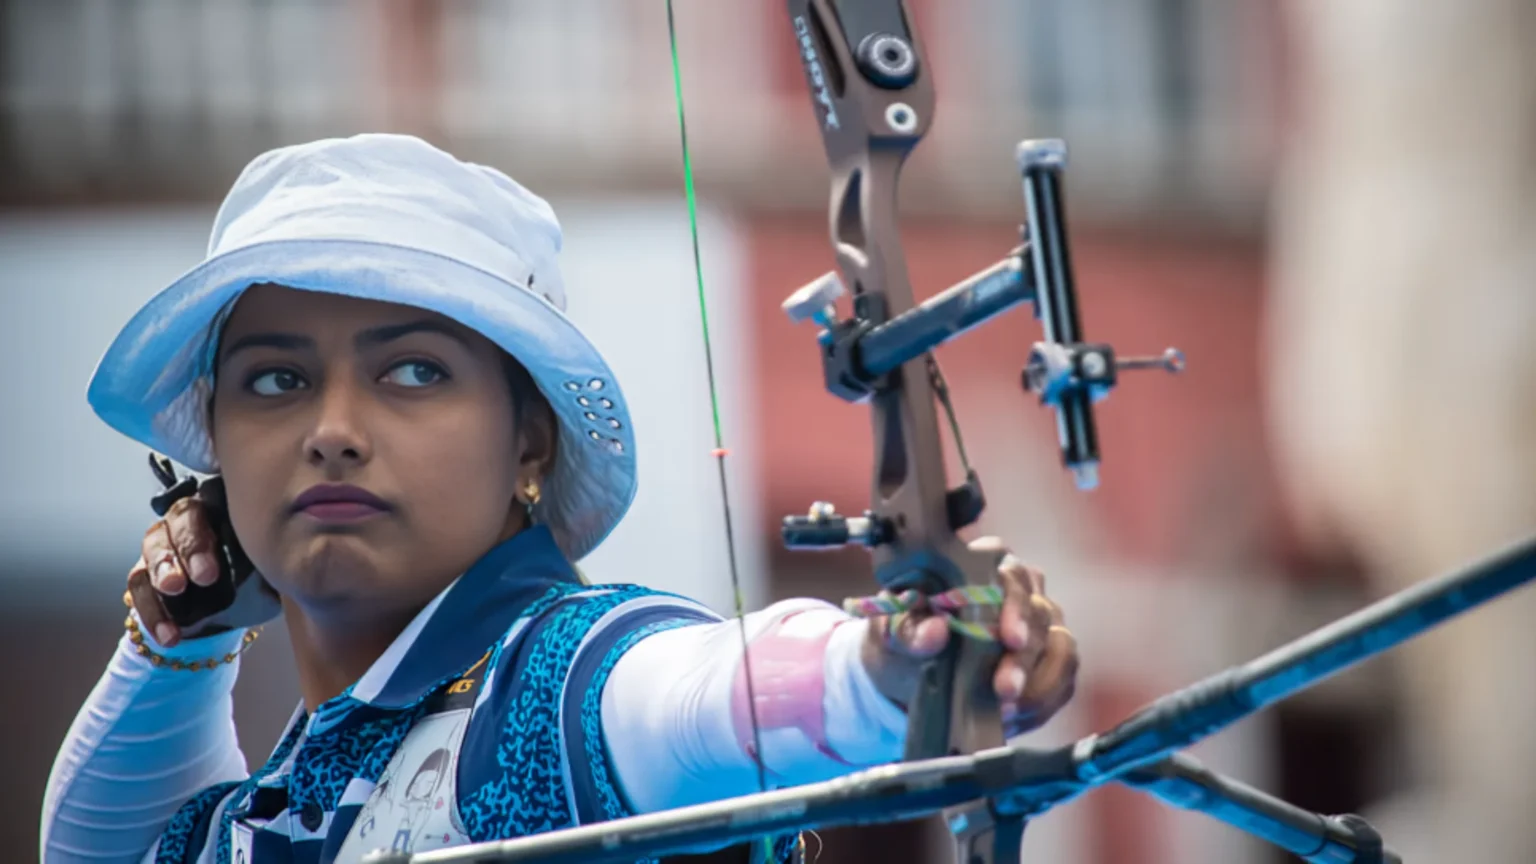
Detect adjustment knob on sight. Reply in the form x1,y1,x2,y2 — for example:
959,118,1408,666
782,271,846,328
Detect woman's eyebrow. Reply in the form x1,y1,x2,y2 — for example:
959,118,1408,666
219,320,469,364
355,319,472,351
220,332,314,363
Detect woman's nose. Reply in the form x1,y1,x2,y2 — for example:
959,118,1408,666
303,380,373,467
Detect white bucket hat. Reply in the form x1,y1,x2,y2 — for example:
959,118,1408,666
86,133,637,561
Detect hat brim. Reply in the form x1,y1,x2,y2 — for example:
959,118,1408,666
86,237,637,562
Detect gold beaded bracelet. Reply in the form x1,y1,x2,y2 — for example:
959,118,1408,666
122,590,261,671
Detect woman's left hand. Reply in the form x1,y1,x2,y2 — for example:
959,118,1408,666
860,536,1079,737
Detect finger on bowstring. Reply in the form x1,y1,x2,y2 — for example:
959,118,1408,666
1021,625,1079,709
141,521,187,596
165,496,221,587
127,560,180,647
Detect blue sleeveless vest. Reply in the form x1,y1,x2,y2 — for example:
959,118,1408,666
151,529,801,864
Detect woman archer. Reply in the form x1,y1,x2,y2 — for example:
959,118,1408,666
38,134,1079,864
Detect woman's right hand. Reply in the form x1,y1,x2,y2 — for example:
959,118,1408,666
125,496,282,648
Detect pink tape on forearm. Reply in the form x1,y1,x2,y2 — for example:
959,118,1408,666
729,610,856,773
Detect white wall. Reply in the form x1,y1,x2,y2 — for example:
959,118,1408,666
0,198,765,614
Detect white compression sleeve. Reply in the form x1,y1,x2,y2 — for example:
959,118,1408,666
40,619,250,864
600,598,907,815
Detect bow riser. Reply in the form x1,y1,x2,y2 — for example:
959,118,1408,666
786,2,1017,861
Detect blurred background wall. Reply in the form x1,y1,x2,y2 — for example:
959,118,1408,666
3,1,1531,862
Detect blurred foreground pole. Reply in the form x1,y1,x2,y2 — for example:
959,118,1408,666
1267,1,1536,861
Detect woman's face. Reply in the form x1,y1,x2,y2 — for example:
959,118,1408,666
211,284,550,615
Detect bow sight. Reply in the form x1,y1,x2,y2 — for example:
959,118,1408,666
780,135,1185,551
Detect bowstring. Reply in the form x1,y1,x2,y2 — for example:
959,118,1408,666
665,0,770,800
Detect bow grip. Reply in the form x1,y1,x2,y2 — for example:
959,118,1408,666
1017,139,1102,490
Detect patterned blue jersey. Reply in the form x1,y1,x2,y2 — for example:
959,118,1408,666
150,526,800,864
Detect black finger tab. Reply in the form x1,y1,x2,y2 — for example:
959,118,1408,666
147,457,245,628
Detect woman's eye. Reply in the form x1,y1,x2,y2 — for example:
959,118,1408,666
248,369,307,396
381,360,447,388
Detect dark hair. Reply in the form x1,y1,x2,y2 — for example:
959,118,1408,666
497,349,562,481
497,350,553,430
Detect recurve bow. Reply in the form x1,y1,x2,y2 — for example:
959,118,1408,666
366,4,1536,864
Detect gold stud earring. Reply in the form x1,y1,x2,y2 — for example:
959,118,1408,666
520,478,542,514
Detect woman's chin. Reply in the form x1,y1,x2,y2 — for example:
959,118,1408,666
281,534,395,603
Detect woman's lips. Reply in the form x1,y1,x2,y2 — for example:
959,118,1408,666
290,483,392,523
298,501,387,522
